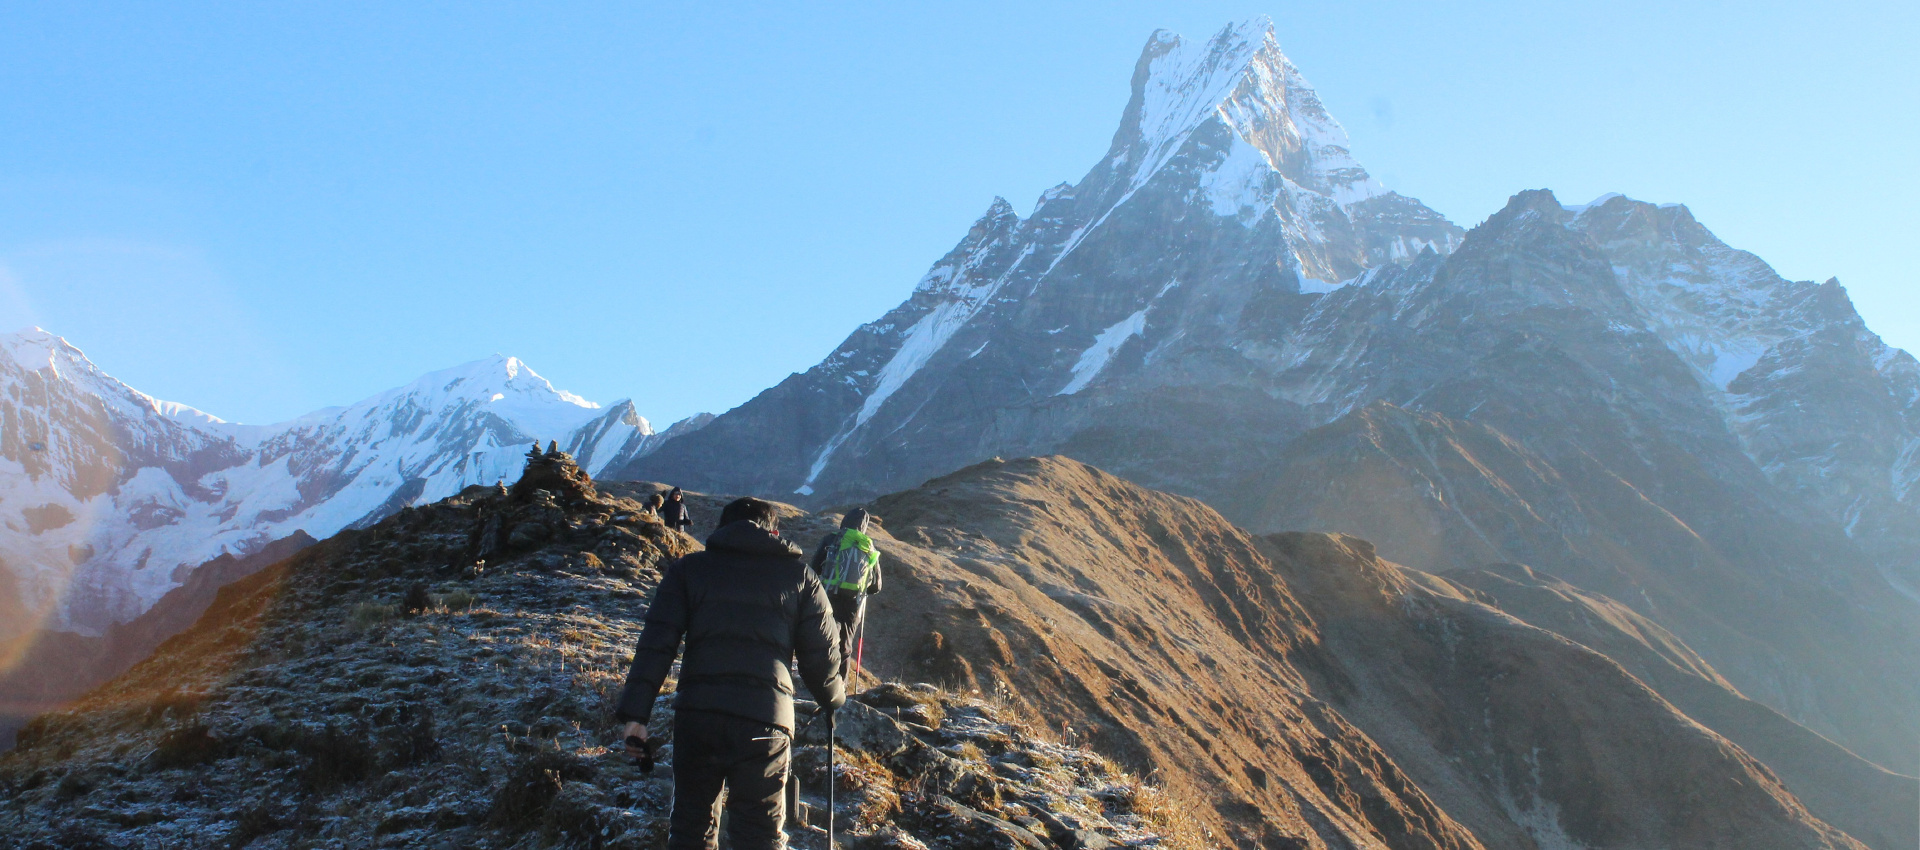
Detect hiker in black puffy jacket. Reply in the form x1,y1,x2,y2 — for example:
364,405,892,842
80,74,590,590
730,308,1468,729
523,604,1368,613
658,487,694,535
615,496,844,850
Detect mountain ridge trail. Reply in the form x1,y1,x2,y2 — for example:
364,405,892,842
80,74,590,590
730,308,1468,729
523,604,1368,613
5,452,1899,847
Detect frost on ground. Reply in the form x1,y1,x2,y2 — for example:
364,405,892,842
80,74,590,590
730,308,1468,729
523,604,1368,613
0,449,1184,849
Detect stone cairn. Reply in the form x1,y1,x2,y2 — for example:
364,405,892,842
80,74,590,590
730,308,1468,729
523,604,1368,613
510,440,595,503
466,442,596,566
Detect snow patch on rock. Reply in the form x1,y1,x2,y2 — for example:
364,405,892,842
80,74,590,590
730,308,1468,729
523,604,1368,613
1059,309,1150,395
1199,133,1279,222
798,225,1029,494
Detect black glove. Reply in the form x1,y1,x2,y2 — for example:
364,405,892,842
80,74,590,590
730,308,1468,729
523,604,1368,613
625,735,662,772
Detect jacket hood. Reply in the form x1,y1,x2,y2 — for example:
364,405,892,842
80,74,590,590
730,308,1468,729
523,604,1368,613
706,521,803,558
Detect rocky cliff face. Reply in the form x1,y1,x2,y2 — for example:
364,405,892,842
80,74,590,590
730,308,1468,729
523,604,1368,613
622,21,1920,775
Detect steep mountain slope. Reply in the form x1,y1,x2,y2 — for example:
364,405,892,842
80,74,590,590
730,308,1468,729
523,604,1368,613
0,533,314,750
0,327,689,641
1263,531,1875,850
1449,563,1917,850
625,17,1462,503
1571,198,1920,598
855,456,1884,848
862,460,1481,849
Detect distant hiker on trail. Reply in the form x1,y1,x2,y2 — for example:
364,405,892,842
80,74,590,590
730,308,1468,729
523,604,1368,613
614,496,845,850
642,492,665,518
659,487,694,535
810,508,882,679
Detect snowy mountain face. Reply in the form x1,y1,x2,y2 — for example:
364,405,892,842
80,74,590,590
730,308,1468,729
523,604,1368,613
1570,199,1920,597
627,17,1462,500
0,330,682,638
1231,190,1920,768
629,21,1920,771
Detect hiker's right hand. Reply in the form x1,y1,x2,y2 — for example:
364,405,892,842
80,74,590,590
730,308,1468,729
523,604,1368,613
623,721,648,756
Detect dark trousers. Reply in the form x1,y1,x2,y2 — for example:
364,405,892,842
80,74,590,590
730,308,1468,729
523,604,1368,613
829,594,862,678
669,709,790,850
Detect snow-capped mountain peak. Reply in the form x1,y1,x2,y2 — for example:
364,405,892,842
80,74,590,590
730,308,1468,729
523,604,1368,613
4,326,66,372
630,20,1465,502
3,327,223,430
1,334,696,636
1117,16,1386,209
320,355,614,446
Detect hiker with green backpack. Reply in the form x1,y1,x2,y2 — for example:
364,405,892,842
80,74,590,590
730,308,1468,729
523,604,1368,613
809,509,882,679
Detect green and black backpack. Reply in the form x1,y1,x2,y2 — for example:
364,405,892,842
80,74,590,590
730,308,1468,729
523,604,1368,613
821,528,878,599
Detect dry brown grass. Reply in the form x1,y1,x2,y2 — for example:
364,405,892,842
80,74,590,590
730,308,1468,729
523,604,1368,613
1105,771,1208,850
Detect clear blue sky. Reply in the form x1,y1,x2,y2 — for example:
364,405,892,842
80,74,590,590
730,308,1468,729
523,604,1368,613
2,1,1914,426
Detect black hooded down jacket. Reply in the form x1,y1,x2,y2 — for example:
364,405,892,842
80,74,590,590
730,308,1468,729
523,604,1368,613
614,520,845,730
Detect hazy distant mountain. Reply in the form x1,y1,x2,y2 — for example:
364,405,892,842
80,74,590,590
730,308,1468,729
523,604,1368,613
625,18,1920,774
1226,190,1920,771
0,328,695,641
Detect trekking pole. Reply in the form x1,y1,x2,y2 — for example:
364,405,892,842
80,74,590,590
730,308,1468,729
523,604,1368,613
825,707,837,850
853,595,869,676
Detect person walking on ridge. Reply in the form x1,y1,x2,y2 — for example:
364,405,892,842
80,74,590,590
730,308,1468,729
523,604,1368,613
615,496,845,850
810,509,882,680
659,487,694,536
